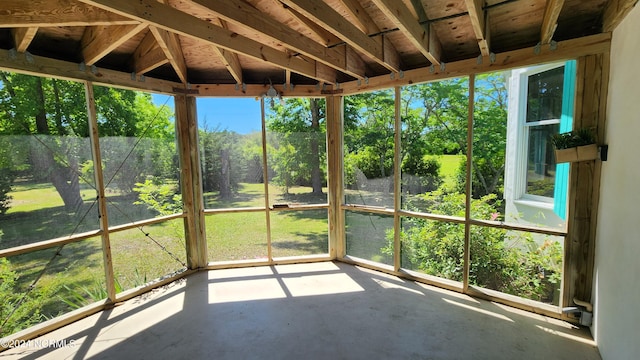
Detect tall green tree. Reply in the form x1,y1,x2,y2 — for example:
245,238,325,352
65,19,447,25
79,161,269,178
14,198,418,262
266,98,326,195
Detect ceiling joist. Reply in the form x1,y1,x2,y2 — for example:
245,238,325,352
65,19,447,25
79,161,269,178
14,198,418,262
603,0,639,32
149,26,188,84
280,0,400,72
190,0,365,79
82,23,147,65
541,0,565,45
371,0,441,65
210,19,243,85
282,4,342,47
132,30,169,75
11,27,39,53
465,0,491,56
0,0,140,27
78,0,336,84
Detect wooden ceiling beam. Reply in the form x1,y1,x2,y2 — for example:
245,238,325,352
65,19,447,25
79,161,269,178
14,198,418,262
82,23,147,65
465,0,491,56
78,0,335,84
132,29,169,75
541,0,565,44
211,19,243,85
603,0,639,32
149,26,188,84
283,5,342,46
191,0,364,79
280,0,400,72
11,28,39,53
0,0,140,27
370,0,441,65
338,0,379,35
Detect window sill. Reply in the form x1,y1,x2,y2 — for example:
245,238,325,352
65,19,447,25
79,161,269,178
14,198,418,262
513,198,554,210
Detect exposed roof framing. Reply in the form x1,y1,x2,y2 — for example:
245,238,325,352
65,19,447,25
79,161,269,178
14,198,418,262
0,0,630,88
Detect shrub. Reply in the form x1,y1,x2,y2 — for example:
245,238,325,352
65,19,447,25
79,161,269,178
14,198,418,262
133,178,182,216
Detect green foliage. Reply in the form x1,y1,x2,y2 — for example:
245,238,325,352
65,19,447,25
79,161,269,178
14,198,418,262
0,258,49,337
133,178,182,216
385,193,563,303
199,127,244,197
550,127,596,149
401,154,442,193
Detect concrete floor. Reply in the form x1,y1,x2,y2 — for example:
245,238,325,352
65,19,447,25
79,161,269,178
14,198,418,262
1,262,600,360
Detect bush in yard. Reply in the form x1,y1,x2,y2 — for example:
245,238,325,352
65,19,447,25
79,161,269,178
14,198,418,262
384,192,563,303
133,177,182,216
401,154,442,194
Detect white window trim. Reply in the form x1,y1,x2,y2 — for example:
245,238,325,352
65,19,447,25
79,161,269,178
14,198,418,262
513,62,566,205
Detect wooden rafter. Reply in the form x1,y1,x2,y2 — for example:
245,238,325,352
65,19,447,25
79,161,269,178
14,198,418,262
465,0,491,56
211,19,243,84
283,4,342,46
0,0,140,27
82,23,147,65
541,0,565,44
78,0,336,84
280,0,400,72
11,27,38,53
191,0,364,79
603,0,639,32
371,0,441,65
132,29,169,75
338,0,378,34
149,26,188,84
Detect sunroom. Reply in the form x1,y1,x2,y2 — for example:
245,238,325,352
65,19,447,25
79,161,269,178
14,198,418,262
0,1,638,359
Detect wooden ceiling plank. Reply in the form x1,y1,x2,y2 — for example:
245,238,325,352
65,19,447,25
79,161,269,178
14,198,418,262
370,0,440,65
465,0,491,56
283,5,342,46
11,27,39,53
133,30,169,75
78,0,334,84
190,0,362,79
211,19,243,84
82,23,147,65
280,0,399,72
338,0,378,34
0,0,140,27
541,0,565,44
149,26,188,84
603,0,639,32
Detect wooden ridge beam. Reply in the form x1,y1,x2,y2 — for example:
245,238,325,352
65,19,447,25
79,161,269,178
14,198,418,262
82,23,147,65
0,0,140,27
11,27,38,53
603,0,639,32
465,0,491,56
132,30,169,75
541,0,565,45
191,0,364,79
211,18,243,84
371,0,440,65
149,26,188,84
280,0,400,72
78,0,336,84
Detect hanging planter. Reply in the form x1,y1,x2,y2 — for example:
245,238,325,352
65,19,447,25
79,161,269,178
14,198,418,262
551,128,599,163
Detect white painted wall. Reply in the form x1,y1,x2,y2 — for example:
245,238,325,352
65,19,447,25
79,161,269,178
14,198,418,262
593,4,640,359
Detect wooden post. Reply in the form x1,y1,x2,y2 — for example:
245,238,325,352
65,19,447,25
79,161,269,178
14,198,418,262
393,86,402,272
85,81,116,302
563,54,609,307
326,95,345,259
175,95,207,269
260,98,273,261
463,74,475,292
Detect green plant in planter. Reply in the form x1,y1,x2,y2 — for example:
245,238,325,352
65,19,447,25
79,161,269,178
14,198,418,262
550,127,595,149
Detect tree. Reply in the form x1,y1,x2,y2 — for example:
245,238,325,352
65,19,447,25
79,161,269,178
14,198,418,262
199,127,243,198
266,98,326,194
0,71,175,211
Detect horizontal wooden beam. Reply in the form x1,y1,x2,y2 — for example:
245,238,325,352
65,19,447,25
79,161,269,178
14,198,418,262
339,33,611,95
0,47,180,94
281,0,399,72
190,83,326,97
78,0,335,84
0,0,140,27
191,0,364,79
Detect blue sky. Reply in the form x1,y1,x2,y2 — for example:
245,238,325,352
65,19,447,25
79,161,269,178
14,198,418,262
152,94,261,134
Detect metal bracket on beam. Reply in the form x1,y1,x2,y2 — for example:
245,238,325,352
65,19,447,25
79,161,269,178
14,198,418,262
25,52,34,64
429,64,435,73
90,65,98,75
477,55,483,65
490,52,496,64
8,48,17,60
364,77,369,85
80,62,87,72
534,42,541,55
130,72,136,81
390,72,395,80
399,71,404,79
550,40,558,51
440,62,446,72
139,75,145,82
